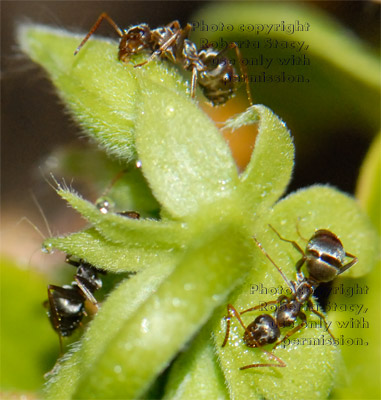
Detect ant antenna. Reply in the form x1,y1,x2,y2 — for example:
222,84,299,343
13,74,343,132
30,192,53,238
253,236,293,291
269,224,305,256
99,169,128,198
74,12,123,56
16,192,52,242
295,217,308,242
17,216,46,242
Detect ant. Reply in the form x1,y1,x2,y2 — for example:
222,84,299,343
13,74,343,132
45,256,105,354
74,13,252,105
45,210,140,353
222,225,358,369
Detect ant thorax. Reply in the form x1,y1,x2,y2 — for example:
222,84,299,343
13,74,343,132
181,40,203,70
150,25,181,63
75,263,103,292
294,278,315,303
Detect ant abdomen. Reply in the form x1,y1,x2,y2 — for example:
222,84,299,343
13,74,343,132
305,229,347,282
46,284,86,337
45,257,105,353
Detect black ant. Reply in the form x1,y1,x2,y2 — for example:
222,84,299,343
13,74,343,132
45,256,105,354
45,205,141,354
74,13,252,105
222,225,358,369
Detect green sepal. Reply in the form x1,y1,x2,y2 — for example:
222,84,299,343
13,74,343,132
227,105,294,215
71,222,252,399
135,78,239,219
45,228,177,273
18,25,188,163
48,187,190,248
44,260,176,400
213,185,377,400
164,323,229,400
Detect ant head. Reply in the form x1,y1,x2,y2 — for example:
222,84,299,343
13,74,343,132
305,230,346,283
245,314,280,346
119,24,151,62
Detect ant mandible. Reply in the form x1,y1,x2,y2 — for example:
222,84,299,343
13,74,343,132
74,13,252,105
222,224,358,369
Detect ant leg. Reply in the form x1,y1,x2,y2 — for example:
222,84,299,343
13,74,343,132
165,21,181,30
307,300,335,341
268,224,306,278
222,304,249,347
240,299,279,315
190,67,198,98
226,42,253,106
100,169,128,198
74,12,123,55
240,348,286,369
134,30,181,68
74,276,98,306
65,255,80,268
272,313,307,350
338,252,358,275
253,236,294,291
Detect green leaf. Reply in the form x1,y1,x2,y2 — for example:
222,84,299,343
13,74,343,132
70,222,252,399
135,77,239,218
17,24,188,163
18,18,378,400
0,257,56,392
